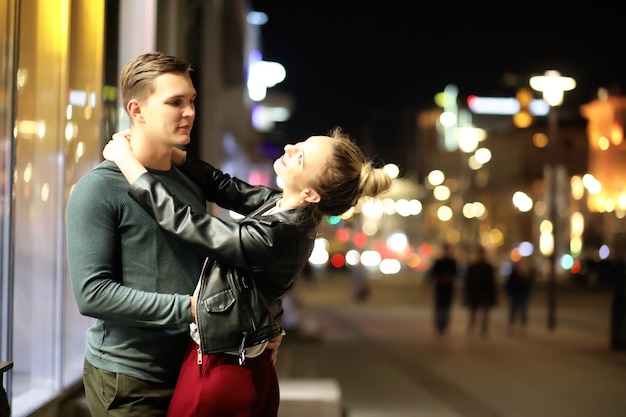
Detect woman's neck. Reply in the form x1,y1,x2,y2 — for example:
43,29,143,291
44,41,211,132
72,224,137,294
279,195,301,211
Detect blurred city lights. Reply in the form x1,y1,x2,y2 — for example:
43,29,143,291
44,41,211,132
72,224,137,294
427,169,445,186
383,163,400,179
529,70,576,107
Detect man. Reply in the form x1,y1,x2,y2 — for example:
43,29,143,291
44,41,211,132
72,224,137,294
463,246,497,337
428,243,458,335
67,52,282,417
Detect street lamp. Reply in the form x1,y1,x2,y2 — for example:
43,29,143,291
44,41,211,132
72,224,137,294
530,70,576,331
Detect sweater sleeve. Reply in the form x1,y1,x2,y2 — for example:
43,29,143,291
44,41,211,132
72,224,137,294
66,170,192,329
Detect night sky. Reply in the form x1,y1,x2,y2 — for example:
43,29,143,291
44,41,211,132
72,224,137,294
250,1,626,143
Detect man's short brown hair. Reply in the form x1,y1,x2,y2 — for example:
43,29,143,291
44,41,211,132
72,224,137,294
119,51,193,110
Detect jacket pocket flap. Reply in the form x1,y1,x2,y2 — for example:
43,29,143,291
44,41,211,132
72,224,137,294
201,289,235,313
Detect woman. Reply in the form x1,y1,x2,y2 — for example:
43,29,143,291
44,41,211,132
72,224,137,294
103,127,392,417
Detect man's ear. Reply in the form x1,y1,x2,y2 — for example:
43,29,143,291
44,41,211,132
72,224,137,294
301,189,321,204
127,99,143,122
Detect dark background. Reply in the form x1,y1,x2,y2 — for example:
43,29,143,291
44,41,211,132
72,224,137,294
251,1,626,143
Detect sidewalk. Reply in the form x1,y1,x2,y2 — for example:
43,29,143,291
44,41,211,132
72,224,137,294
275,271,626,417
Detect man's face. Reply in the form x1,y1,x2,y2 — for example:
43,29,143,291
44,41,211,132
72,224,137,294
139,72,196,146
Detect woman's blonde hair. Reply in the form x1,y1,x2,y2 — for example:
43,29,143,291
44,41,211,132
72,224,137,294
300,127,392,224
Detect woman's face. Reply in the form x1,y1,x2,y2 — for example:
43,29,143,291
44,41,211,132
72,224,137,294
273,135,333,195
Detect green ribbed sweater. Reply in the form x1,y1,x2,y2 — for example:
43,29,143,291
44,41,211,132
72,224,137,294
66,161,206,384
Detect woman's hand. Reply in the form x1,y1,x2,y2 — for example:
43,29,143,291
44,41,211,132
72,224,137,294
102,130,147,185
103,132,133,163
266,331,286,365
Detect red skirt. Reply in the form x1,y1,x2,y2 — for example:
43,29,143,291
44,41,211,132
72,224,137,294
167,340,279,417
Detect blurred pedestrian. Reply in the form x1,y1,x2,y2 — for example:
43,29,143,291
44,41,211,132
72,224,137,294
350,261,370,302
428,243,458,335
505,259,535,333
463,246,497,337
610,255,626,350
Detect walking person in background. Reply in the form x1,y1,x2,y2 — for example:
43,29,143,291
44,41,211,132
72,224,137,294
505,259,535,334
103,126,392,417
463,246,497,337
428,243,458,335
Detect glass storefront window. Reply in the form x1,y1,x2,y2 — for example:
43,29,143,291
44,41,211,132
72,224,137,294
8,1,107,415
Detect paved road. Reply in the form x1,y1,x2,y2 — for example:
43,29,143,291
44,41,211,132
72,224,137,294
276,271,626,417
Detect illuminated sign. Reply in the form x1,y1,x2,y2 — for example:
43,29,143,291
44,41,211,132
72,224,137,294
467,95,549,116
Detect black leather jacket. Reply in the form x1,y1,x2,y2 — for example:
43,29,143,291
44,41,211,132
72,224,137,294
128,157,317,356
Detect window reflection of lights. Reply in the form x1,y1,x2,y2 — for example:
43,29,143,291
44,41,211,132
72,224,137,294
16,68,27,89
433,185,450,201
382,198,396,215
427,170,445,186
67,105,73,120
605,199,615,212
437,205,453,221
41,183,50,202
23,163,33,183
395,199,411,217
379,258,401,275
361,250,382,267
75,142,85,163
618,195,626,210
65,122,78,141
16,120,42,136
38,122,46,139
